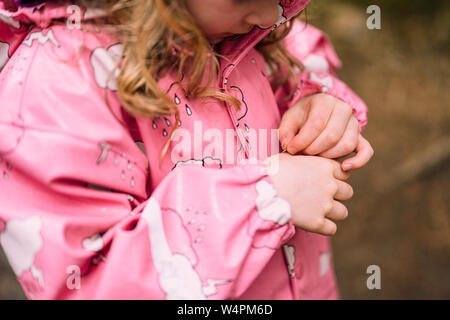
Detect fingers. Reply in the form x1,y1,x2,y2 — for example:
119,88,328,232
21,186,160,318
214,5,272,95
326,201,349,221
303,101,353,155
278,100,309,149
334,180,354,201
319,116,359,159
286,95,334,153
332,160,351,181
315,219,337,236
317,201,349,235
341,134,374,171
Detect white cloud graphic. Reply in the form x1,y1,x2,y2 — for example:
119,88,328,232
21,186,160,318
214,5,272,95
0,41,10,71
90,43,123,91
303,54,330,73
255,180,291,225
141,198,228,299
310,72,333,93
22,29,60,48
283,244,296,278
0,216,44,289
320,252,331,277
82,233,104,252
173,157,222,170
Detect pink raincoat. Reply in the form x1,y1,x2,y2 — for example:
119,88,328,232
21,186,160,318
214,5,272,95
0,0,368,299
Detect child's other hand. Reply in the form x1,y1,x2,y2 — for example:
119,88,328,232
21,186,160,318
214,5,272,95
264,153,353,236
278,93,374,171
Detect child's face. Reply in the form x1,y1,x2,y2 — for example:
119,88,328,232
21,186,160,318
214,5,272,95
184,0,280,44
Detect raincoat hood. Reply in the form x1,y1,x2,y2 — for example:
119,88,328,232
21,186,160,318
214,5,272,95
3,0,310,33
0,0,107,29
1,0,310,83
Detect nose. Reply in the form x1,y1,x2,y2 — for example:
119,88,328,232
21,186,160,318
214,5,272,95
244,0,280,29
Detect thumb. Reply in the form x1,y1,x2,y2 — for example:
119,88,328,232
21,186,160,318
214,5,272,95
279,99,309,150
278,125,295,150
341,134,374,171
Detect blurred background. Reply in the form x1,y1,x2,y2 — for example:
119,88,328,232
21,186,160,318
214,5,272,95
308,0,450,299
1,0,449,299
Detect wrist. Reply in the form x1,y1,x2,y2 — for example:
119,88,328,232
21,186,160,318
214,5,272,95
263,153,287,176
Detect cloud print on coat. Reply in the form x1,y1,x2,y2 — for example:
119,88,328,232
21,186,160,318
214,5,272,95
310,72,333,93
302,54,330,73
82,233,104,252
90,43,123,91
283,244,296,278
141,198,228,299
319,252,331,277
0,41,10,71
22,29,60,47
0,217,44,290
255,180,291,225
173,156,223,170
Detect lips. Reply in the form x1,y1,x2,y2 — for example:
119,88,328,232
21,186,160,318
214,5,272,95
223,28,254,38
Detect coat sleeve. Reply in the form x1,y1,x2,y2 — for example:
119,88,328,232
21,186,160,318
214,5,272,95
274,20,368,132
0,132,294,299
0,27,295,300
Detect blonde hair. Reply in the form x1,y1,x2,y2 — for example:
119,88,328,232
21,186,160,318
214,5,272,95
49,0,304,165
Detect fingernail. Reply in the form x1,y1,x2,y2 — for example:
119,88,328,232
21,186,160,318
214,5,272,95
281,138,288,150
343,163,352,171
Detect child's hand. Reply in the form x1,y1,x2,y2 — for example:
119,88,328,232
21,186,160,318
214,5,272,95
264,153,353,236
278,93,374,171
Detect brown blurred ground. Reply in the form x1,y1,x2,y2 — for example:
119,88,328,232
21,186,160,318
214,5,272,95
1,0,449,299
308,0,450,299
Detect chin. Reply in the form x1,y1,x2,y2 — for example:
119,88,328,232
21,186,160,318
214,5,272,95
208,37,225,45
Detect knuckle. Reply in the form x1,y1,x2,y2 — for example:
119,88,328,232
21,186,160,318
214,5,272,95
343,140,357,153
314,218,326,232
303,147,316,156
342,102,353,115
325,130,340,144
327,182,338,195
278,125,287,135
328,159,340,171
312,118,325,132
318,93,334,104
322,200,334,213
310,93,323,104
278,128,289,140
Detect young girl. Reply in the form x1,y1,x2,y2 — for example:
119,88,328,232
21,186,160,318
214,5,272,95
0,0,373,299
